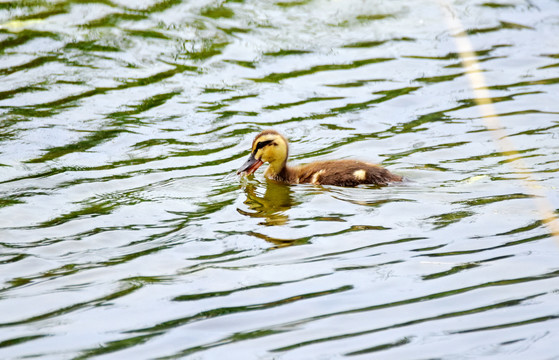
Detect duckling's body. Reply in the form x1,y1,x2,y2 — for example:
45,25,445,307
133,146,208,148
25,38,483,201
269,159,400,186
237,130,402,187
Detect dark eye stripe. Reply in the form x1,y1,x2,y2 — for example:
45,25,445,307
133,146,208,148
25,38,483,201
253,140,273,153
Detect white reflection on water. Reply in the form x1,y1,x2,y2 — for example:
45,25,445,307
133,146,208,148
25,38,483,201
0,0,558,359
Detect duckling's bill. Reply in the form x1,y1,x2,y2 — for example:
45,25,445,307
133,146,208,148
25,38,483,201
237,153,264,176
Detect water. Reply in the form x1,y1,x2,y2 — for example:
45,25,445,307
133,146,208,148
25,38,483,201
1,0,558,358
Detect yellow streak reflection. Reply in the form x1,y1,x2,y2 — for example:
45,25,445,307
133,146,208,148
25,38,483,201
437,1,559,240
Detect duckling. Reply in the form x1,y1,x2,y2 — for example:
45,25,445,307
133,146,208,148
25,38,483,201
237,130,402,186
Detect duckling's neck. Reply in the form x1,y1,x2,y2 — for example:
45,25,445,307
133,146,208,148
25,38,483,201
264,160,292,182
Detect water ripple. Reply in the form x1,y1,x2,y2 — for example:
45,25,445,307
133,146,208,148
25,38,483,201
0,0,558,359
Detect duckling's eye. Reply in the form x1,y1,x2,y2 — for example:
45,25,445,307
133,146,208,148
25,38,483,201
254,140,273,153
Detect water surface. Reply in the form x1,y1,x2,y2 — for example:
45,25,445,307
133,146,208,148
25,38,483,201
1,0,559,359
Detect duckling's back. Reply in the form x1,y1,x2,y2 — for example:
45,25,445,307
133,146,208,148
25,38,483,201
293,160,401,186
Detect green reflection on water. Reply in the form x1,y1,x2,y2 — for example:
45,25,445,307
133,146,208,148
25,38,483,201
0,0,558,358
275,0,313,8
201,5,235,19
26,129,130,164
428,210,474,229
249,57,394,83
0,334,49,349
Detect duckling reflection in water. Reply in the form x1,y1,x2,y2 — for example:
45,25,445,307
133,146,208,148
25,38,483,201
237,129,402,187
238,180,297,226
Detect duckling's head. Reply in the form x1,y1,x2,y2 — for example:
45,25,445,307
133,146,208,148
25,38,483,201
237,130,289,176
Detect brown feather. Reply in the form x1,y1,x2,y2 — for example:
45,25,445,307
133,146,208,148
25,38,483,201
273,160,402,186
